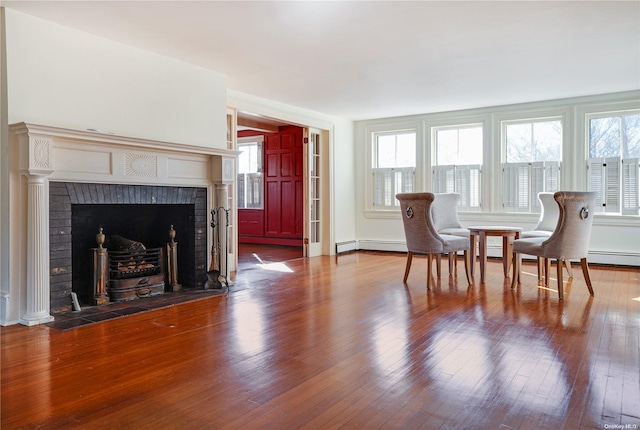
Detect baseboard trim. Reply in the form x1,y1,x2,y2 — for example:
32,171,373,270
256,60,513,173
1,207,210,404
352,240,639,267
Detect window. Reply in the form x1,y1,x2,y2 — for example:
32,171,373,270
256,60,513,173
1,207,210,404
371,130,416,209
587,111,640,215
502,119,562,213
237,137,264,209
432,124,482,211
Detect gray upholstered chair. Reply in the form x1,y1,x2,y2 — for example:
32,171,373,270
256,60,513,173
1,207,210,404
396,192,472,290
511,191,597,300
521,192,573,280
432,193,470,275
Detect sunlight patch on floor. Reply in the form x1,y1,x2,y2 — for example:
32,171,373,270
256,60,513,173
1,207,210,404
257,262,294,273
252,253,294,273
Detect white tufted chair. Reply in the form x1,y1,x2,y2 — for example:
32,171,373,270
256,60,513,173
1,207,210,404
521,192,573,280
432,193,470,276
396,193,472,290
511,191,597,300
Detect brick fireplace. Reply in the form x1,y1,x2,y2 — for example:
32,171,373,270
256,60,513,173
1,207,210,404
3,123,236,326
49,182,208,313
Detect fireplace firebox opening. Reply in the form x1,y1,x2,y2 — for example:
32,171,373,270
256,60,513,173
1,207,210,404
50,182,208,313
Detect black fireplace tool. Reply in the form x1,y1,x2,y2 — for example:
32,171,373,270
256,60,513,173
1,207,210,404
205,207,229,291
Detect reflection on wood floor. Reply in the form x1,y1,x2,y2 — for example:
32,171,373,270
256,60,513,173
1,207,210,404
237,243,303,272
2,251,639,429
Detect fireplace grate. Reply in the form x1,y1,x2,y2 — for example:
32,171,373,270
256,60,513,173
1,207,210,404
109,248,163,279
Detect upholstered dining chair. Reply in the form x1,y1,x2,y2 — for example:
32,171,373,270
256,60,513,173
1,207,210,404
432,193,470,276
511,191,597,300
521,192,573,280
396,192,472,290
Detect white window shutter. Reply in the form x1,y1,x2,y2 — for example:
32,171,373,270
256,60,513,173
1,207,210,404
456,166,470,211
622,158,639,215
433,166,454,194
530,162,545,213
544,161,560,192
468,165,481,210
503,163,530,212
588,158,606,212
372,169,387,208
373,168,413,209
502,164,517,212
400,168,415,194
605,157,621,213
456,165,482,211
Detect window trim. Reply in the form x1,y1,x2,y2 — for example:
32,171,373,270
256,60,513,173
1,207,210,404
494,109,569,213
427,117,489,211
584,108,640,215
364,121,424,214
237,135,264,210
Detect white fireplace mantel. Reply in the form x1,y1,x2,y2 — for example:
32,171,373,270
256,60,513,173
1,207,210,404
2,122,237,326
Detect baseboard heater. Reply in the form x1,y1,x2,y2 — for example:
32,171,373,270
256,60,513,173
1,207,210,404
336,240,357,254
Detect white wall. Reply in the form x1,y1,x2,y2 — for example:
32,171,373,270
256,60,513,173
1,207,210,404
4,8,227,148
354,92,640,266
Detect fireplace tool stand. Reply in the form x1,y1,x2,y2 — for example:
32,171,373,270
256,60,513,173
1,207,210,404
205,207,230,291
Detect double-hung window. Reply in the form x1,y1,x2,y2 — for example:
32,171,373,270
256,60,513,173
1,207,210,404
237,136,264,209
587,111,640,215
432,124,482,211
371,130,416,210
502,118,562,213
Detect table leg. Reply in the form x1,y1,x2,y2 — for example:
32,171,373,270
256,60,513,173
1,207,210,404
469,233,476,277
480,231,487,283
502,235,510,277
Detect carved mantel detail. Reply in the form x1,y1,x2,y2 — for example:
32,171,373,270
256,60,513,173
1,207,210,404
125,153,158,177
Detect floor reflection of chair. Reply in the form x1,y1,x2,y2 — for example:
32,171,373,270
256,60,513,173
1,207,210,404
396,192,472,290
511,191,597,300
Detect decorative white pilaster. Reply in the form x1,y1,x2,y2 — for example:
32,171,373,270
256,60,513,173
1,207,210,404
17,133,54,325
20,174,54,325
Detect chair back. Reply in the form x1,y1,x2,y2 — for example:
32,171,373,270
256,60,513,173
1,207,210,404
542,191,597,259
432,193,463,231
396,193,445,254
534,192,560,232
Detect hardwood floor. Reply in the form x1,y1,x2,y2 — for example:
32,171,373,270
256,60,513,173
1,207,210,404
2,252,639,429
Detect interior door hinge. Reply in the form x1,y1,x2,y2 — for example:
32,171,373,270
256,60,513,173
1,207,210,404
303,137,309,144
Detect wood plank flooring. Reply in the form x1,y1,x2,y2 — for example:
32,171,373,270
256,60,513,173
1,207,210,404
2,251,639,429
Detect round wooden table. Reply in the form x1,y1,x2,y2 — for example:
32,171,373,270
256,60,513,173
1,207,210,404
468,226,522,283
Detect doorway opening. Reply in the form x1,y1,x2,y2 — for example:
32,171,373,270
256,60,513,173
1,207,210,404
234,113,306,271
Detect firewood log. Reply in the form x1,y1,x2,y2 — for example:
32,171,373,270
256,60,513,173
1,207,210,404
107,234,147,253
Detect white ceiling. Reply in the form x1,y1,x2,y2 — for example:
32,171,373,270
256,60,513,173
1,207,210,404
4,1,640,121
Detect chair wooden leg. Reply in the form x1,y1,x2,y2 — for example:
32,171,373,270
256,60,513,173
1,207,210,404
557,259,564,300
564,259,573,278
511,252,520,290
581,258,594,296
463,250,471,285
403,251,413,282
536,257,542,280
544,258,551,286
427,254,433,290
448,253,454,275
436,254,442,279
